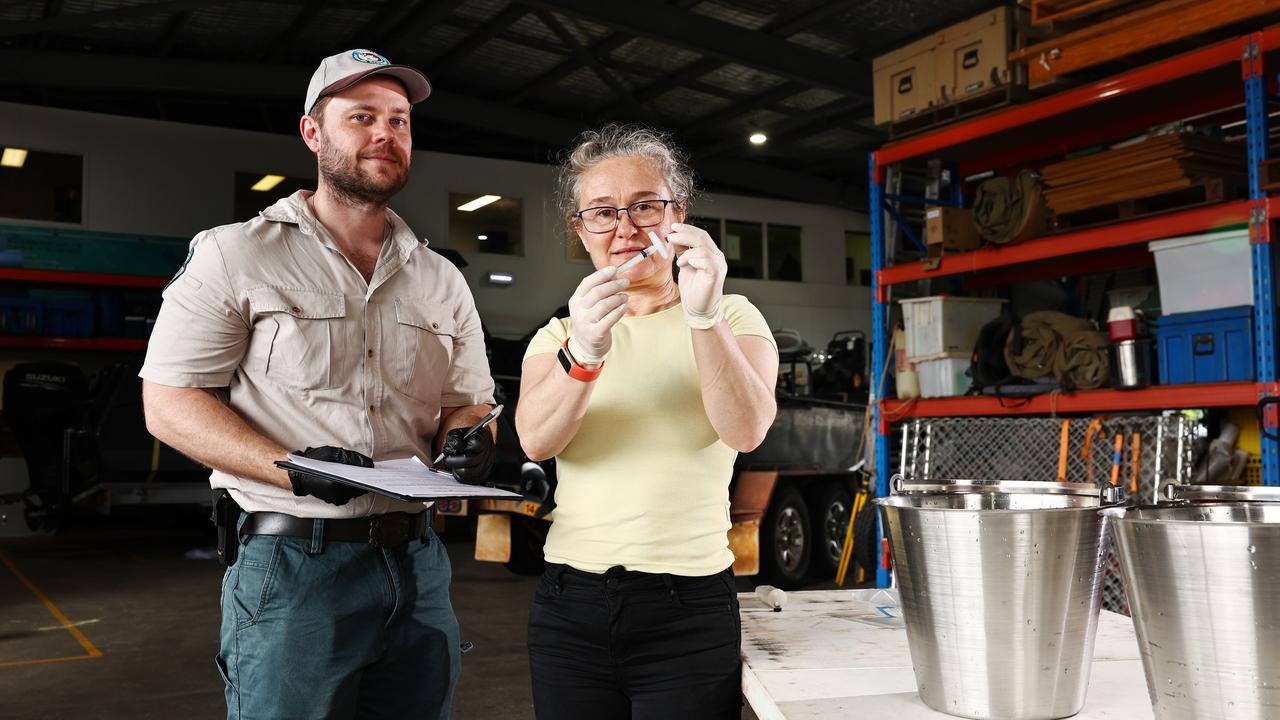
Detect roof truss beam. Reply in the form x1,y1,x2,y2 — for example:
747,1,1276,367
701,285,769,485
0,0,221,39
431,4,529,74
0,48,864,207
519,0,871,97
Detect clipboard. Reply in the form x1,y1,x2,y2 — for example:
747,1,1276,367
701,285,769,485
275,455,523,502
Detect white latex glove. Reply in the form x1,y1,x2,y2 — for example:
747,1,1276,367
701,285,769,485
667,222,727,329
566,265,629,366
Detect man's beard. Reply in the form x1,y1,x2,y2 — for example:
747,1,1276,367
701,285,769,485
317,137,409,207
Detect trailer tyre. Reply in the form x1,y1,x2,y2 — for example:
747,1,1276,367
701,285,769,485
808,481,853,578
852,492,877,581
758,485,811,589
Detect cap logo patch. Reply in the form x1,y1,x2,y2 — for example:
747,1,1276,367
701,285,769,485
351,49,389,66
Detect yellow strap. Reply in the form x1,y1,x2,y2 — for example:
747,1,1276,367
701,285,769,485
1129,433,1142,494
835,489,867,587
143,436,161,490
1057,419,1071,483
1081,417,1109,483
1110,433,1124,487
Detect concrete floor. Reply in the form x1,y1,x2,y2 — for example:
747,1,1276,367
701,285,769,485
0,510,780,719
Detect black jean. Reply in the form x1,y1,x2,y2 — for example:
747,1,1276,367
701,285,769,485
527,563,742,720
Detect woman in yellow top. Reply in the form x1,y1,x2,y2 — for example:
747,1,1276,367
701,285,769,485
516,124,779,720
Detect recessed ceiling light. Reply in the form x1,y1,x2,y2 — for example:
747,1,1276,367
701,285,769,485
251,174,285,191
457,194,501,212
1,148,28,168
749,132,768,145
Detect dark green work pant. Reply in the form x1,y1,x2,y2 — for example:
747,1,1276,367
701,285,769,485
217,519,459,719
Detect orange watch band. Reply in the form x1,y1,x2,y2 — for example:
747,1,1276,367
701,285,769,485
559,339,604,382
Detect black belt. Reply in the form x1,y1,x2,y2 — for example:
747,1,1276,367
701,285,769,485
240,508,434,548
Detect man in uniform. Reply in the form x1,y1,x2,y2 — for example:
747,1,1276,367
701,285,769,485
140,49,495,719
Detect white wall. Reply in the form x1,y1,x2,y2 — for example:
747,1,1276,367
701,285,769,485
0,101,870,346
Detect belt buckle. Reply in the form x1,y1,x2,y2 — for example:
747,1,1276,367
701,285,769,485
368,514,410,548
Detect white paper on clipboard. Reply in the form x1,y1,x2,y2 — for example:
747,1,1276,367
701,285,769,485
281,454,522,501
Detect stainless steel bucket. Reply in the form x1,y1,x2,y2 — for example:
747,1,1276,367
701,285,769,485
876,479,1116,720
1107,486,1280,719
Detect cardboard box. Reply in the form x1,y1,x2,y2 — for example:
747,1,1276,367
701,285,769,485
924,206,980,270
873,35,940,126
936,7,1026,105
873,7,1029,125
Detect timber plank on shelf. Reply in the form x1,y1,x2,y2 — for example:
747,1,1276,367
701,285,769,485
1010,0,1280,88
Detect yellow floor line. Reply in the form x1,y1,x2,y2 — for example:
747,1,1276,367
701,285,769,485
0,654,99,669
0,550,103,662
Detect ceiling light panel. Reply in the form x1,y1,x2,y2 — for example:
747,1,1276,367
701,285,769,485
457,195,502,212
1,148,28,168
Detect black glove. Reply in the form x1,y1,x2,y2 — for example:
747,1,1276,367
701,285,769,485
288,446,373,506
442,428,496,486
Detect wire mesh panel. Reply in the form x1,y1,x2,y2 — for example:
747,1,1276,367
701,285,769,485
899,415,1196,500
895,414,1198,613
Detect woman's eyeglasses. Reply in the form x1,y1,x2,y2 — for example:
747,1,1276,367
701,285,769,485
573,199,674,233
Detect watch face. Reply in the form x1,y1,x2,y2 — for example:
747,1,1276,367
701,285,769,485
557,343,601,381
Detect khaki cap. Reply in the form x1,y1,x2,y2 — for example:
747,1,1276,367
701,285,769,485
304,49,431,113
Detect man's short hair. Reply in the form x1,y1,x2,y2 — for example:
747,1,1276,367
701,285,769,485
308,96,332,128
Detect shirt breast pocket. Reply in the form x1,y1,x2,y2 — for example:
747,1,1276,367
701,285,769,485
391,299,454,400
248,287,347,391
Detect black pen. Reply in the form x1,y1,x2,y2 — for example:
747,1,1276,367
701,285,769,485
432,404,504,467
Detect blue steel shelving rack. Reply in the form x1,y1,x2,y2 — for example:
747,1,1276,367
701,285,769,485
869,29,1280,588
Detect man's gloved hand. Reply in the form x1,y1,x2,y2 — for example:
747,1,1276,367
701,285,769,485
441,429,496,486
288,446,373,506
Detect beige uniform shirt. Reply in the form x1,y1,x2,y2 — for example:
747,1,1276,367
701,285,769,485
140,190,495,518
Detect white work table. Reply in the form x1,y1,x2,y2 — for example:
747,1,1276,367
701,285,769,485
739,589,1154,719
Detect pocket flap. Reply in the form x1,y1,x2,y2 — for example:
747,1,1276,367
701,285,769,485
249,287,345,319
396,300,454,335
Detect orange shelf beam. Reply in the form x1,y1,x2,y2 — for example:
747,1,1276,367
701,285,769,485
0,336,147,351
0,268,168,289
877,199,1254,292
875,31,1256,167
882,381,1258,419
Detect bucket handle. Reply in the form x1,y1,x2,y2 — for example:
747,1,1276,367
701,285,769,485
1100,484,1127,506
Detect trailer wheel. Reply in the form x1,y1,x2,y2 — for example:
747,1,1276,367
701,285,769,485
506,516,547,576
808,481,853,578
758,485,811,589
851,492,877,581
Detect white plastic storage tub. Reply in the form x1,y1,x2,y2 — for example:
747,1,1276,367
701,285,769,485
900,296,1006,359
1148,228,1252,315
915,353,972,398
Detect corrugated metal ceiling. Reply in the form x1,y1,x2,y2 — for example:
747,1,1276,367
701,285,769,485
0,0,1009,206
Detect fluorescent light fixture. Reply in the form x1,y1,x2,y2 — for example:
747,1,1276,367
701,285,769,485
456,194,501,212
1,148,28,168
251,174,286,192
477,234,488,241
748,132,768,145
486,272,514,286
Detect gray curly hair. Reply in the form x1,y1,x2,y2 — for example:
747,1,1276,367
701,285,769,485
556,124,696,234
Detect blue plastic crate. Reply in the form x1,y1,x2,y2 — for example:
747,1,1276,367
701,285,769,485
1155,305,1254,385
0,298,42,335
43,299,94,337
